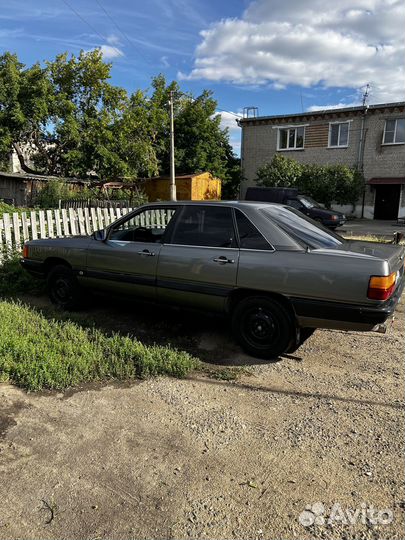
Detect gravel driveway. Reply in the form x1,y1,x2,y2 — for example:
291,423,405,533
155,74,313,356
0,298,404,540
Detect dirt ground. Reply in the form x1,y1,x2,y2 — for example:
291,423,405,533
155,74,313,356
0,295,404,540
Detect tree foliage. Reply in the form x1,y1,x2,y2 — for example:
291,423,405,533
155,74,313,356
256,154,364,206
0,51,239,192
256,154,302,188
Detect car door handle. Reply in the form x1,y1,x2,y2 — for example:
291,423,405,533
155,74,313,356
213,256,235,264
138,249,155,257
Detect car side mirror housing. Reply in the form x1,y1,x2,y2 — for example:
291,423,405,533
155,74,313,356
93,229,107,242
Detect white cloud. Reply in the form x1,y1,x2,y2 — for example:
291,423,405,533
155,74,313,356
106,34,121,45
181,0,405,103
99,44,124,59
216,110,242,133
214,111,241,155
161,55,170,67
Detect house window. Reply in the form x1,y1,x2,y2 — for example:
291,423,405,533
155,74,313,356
278,126,305,150
383,118,405,144
329,122,350,147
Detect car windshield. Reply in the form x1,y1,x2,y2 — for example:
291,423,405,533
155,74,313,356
298,195,318,209
261,206,345,249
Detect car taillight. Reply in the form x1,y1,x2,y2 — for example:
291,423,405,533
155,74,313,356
367,272,397,300
23,244,29,259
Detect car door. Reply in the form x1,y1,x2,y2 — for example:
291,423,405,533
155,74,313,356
84,206,178,299
157,205,239,311
233,208,279,291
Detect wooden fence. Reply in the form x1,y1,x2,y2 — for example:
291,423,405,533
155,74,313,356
0,206,134,253
59,198,132,210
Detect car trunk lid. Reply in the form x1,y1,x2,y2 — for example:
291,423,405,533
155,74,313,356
343,241,405,274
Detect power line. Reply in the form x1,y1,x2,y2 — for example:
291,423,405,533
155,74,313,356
94,0,142,57
60,0,123,58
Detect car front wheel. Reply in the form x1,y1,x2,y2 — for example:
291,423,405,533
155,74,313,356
47,265,82,310
232,296,295,359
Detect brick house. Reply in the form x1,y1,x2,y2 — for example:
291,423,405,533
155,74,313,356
239,102,405,219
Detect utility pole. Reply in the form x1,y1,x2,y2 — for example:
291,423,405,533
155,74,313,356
169,90,176,201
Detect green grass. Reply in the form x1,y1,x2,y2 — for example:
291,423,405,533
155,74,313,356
0,301,198,391
0,250,44,296
0,201,31,218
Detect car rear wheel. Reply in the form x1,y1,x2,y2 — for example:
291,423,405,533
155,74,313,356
47,265,82,310
232,296,295,359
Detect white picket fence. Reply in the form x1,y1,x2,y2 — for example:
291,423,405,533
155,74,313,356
0,206,134,253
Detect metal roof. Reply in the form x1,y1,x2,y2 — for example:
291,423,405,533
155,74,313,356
239,101,405,124
0,171,90,184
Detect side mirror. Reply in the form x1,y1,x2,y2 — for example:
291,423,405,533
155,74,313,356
93,229,107,242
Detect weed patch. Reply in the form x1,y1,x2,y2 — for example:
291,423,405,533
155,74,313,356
0,301,198,391
0,250,44,296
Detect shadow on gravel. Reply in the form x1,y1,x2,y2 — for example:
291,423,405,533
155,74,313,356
192,376,405,411
17,293,283,367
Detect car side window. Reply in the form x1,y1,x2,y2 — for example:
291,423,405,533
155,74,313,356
286,199,303,210
170,206,236,248
109,208,176,243
235,210,273,250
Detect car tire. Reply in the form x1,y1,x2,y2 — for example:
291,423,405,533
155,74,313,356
286,328,315,354
47,265,82,310
232,296,296,359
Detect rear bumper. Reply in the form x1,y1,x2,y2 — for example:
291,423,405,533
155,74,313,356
292,278,404,330
20,259,45,278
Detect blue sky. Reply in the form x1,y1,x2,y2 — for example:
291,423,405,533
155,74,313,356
1,0,404,154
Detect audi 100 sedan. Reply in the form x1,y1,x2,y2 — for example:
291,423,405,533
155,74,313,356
21,201,404,359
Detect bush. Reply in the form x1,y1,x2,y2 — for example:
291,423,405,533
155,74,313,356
0,200,31,218
34,179,148,209
256,154,301,188
0,250,44,296
34,179,76,208
0,200,18,217
255,155,364,207
0,300,198,390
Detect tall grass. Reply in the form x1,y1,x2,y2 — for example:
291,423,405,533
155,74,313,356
0,301,197,391
0,250,44,296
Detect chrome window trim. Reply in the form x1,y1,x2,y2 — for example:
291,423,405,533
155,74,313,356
239,247,276,253
161,243,238,251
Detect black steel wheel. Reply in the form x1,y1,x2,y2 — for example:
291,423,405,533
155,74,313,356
47,265,82,310
232,296,295,359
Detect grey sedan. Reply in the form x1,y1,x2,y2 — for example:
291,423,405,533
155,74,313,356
21,201,405,359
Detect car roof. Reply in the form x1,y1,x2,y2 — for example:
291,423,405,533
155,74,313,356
141,200,281,210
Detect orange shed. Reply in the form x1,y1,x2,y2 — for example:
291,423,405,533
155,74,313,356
142,172,221,202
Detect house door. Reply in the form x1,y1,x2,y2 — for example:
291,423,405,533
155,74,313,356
374,185,401,220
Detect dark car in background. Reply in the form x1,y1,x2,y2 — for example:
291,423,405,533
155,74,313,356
245,187,346,228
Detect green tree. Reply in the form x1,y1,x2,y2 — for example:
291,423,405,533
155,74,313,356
255,155,363,207
1,53,238,191
44,50,129,178
0,52,52,172
174,90,233,179
256,154,302,187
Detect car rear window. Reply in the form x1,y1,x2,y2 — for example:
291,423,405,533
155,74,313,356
261,206,345,249
170,206,237,248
